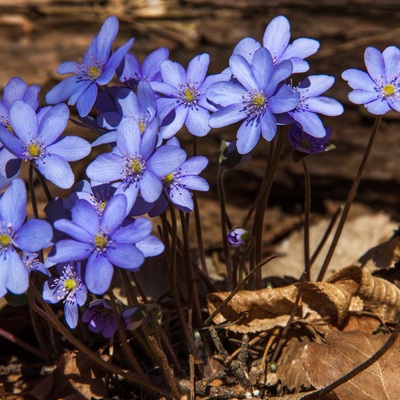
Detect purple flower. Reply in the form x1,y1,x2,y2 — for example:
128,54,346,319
342,46,400,115
47,194,164,294
227,228,250,248
160,138,209,212
288,123,335,157
286,75,344,138
23,251,50,276
82,299,117,338
46,16,134,117
207,46,300,154
0,77,41,186
64,180,117,217
43,262,87,329
0,178,53,297
233,15,319,73
94,81,159,146
117,47,170,90
0,101,91,189
86,116,186,212
151,53,215,138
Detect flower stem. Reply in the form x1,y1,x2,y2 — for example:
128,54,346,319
317,115,382,281
302,158,311,281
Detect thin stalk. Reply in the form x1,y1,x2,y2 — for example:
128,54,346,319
317,115,382,281
252,130,285,286
108,289,148,381
217,167,234,288
167,202,191,344
302,158,311,281
34,166,53,203
29,164,39,219
310,205,343,267
30,285,168,397
179,209,203,327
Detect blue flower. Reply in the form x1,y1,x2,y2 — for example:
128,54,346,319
82,299,117,338
288,123,335,157
117,47,170,90
64,180,117,217
43,262,87,329
93,81,159,146
227,228,250,248
207,46,300,154
0,178,53,297
0,77,41,187
47,194,164,294
285,75,343,138
86,116,186,212
46,16,134,117
23,251,50,276
232,15,319,73
151,53,215,138
161,138,209,212
342,46,400,115
0,101,91,189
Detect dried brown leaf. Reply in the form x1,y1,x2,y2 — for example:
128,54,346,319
206,281,353,332
327,265,400,321
358,236,400,272
301,330,400,400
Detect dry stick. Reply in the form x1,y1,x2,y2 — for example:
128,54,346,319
30,285,169,397
147,335,181,399
303,319,400,399
317,115,382,281
204,254,278,326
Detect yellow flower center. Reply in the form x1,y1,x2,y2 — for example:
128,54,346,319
163,173,174,184
383,84,396,96
6,123,13,133
0,234,11,247
94,233,108,250
28,143,40,157
184,89,196,103
88,66,101,79
64,278,76,291
252,93,265,107
138,120,146,133
99,201,107,212
129,158,143,173
299,139,311,150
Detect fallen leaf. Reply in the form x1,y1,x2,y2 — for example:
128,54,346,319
301,330,400,400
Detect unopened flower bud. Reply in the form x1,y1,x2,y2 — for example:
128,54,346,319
227,228,250,248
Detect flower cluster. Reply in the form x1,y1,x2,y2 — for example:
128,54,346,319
0,13,391,340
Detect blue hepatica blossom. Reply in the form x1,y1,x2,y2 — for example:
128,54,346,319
285,75,344,138
64,180,117,217
86,116,186,212
82,299,117,338
0,77,41,187
151,53,216,138
117,47,170,90
342,46,400,115
46,16,134,117
161,138,209,212
43,262,87,329
207,46,300,154
288,123,334,156
0,178,52,297
47,194,164,294
232,15,320,73
0,101,91,189
94,81,159,146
